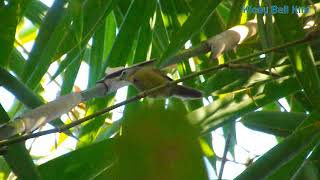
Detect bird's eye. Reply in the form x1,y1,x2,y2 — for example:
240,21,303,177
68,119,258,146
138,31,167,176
120,71,127,79
133,78,138,83
121,71,127,76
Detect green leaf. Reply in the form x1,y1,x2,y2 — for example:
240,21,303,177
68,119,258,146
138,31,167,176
215,1,231,23
24,0,47,26
0,104,41,180
157,0,181,35
94,119,122,142
290,91,313,112
102,0,157,70
203,11,224,38
152,6,170,52
274,1,320,111
22,0,118,89
39,139,117,179
102,12,116,64
241,111,307,137
222,122,237,158
60,50,83,95
8,49,26,78
0,157,10,179
293,162,319,180
134,22,153,61
0,1,19,67
21,0,68,88
235,112,320,180
118,105,208,180
204,68,253,94
54,0,118,60
302,145,320,178
88,24,105,87
201,133,217,174
113,4,124,27
188,76,301,133
267,143,319,180
77,96,114,148
0,66,43,110
159,0,222,66
227,0,245,27
49,46,86,83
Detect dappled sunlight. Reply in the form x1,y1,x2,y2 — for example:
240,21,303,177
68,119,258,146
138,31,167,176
0,88,14,111
230,21,257,44
111,86,128,122
278,98,291,112
295,55,303,72
304,20,316,29
74,62,89,90
42,62,61,101
16,18,38,45
229,26,250,43
207,20,257,58
26,124,77,165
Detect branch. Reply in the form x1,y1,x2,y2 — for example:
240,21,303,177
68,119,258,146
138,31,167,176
1,61,157,139
0,61,157,140
1,22,317,142
0,80,126,140
218,131,231,180
160,20,258,67
0,35,316,147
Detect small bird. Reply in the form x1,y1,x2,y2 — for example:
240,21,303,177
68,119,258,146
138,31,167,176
120,66,203,99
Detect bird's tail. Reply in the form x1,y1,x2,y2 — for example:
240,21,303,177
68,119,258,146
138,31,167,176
172,85,203,99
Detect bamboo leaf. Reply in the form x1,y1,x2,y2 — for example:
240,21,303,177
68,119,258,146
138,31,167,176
22,0,118,89
241,111,307,137
152,6,170,52
267,143,319,180
0,104,41,180
39,139,117,179
24,0,47,26
274,0,320,111
0,157,10,179
159,0,222,66
21,0,68,87
102,12,116,66
102,0,157,70
0,1,19,67
88,21,106,87
227,0,245,27
118,105,208,180
189,76,301,133
235,112,320,180
49,46,86,83
60,50,84,96
54,0,118,60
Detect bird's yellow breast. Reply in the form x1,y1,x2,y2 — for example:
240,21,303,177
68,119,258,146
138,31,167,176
128,67,172,97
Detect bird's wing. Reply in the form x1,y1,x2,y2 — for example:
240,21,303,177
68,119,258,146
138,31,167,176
152,68,173,81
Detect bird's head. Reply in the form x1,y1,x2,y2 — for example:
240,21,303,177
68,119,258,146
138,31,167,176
120,68,137,83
